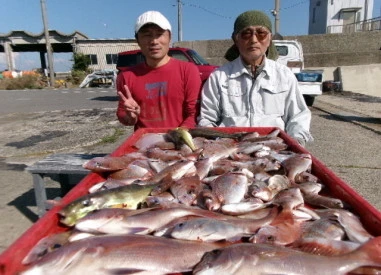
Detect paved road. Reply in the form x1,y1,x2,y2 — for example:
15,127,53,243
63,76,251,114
0,90,380,254
0,87,117,115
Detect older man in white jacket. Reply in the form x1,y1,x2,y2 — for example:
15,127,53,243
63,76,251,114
198,10,313,146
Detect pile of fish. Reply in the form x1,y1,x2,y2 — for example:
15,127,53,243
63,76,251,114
21,128,381,275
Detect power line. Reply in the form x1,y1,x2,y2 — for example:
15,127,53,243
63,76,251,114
181,0,233,19
280,0,309,11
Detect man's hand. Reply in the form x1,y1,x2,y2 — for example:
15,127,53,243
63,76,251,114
118,85,140,124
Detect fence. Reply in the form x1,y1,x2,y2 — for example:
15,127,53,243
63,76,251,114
327,17,381,34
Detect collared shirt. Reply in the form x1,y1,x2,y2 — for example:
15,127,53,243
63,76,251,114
197,56,313,143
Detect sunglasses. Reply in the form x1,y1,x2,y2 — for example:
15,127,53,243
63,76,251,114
238,27,270,41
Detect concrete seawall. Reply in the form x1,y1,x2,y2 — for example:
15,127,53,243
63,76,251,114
174,31,381,97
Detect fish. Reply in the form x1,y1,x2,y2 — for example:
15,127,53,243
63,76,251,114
193,237,381,275
170,175,204,205
196,189,221,211
316,209,374,243
195,157,216,180
292,237,361,256
59,183,156,226
250,209,307,246
298,182,344,209
248,181,273,201
21,234,227,275
170,207,278,242
281,153,312,182
22,232,71,265
248,175,290,202
240,129,281,141
150,159,195,183
294,171,319,183
167,127,197,151
146,147,185,162
145,192,176,207
82,152,147,172
271,187,305,211
134,132,168,151
199,141,238,160
75,205,226,235
237,142,264,155
189,127,247,140
289,217,359,255
209,171,248,205
220,198,267,215
249,188,307,246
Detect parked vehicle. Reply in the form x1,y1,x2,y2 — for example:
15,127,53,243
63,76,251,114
274,39,323,106
116,47,219,84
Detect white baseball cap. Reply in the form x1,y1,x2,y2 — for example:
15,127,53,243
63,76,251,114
135,11,172,34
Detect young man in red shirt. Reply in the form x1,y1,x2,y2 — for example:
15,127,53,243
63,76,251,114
116,11,201,130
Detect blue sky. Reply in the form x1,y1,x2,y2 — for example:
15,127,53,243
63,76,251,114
0,0,380,71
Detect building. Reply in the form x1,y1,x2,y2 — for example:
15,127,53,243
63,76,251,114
0,31,139,72
308,0,375,34
74,39,139,71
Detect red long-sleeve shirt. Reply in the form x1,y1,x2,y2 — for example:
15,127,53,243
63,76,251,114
116,58,201,130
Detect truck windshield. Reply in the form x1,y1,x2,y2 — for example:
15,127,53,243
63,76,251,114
186,49,210,65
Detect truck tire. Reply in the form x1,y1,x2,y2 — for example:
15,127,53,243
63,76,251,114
303,95,315,106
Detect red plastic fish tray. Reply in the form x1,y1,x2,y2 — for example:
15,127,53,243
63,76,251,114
0,127,380,275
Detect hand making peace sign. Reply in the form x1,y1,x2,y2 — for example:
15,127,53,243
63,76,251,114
117,85,141,120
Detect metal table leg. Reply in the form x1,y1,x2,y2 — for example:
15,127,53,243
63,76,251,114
31,173,47,217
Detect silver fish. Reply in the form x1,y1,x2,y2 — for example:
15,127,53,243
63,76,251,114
193,237,381,275
145,192,176,207
196,189,221,211
298,182,344,209
316,209,374,243
75,206,226,235
22,232,71,265
220,198,266,215
134,133,168,151
146,147,185,162
292,237,360,256
82,152,147,172
170,207,278,242
170,175,203,205
281,153,312,182
150,159,195,183
21,234,227,275
271,187,305,211
209,171,248,205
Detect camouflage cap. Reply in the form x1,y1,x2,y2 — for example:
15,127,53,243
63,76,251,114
233,10,272,36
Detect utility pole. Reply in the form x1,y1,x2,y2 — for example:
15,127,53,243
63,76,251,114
178,0,183,41
271,0,280,34
40,0,55,87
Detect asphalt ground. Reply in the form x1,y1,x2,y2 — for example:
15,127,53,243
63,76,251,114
0,91,380,254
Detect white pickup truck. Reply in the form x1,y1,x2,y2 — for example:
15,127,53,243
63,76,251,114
273,39,323,106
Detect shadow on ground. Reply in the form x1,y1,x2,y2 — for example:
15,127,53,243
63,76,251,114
7,187,61,223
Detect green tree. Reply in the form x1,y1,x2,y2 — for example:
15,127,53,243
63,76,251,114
72,53,90,72
69,53,91,85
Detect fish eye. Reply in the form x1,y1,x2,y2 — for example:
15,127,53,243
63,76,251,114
82,199,92,207
95,161,102,168
52,243,62,249
267,235,275,242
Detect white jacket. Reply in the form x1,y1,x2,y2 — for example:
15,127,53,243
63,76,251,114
198,56,313,144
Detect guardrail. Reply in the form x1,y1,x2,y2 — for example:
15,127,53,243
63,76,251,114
327,17,381,34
